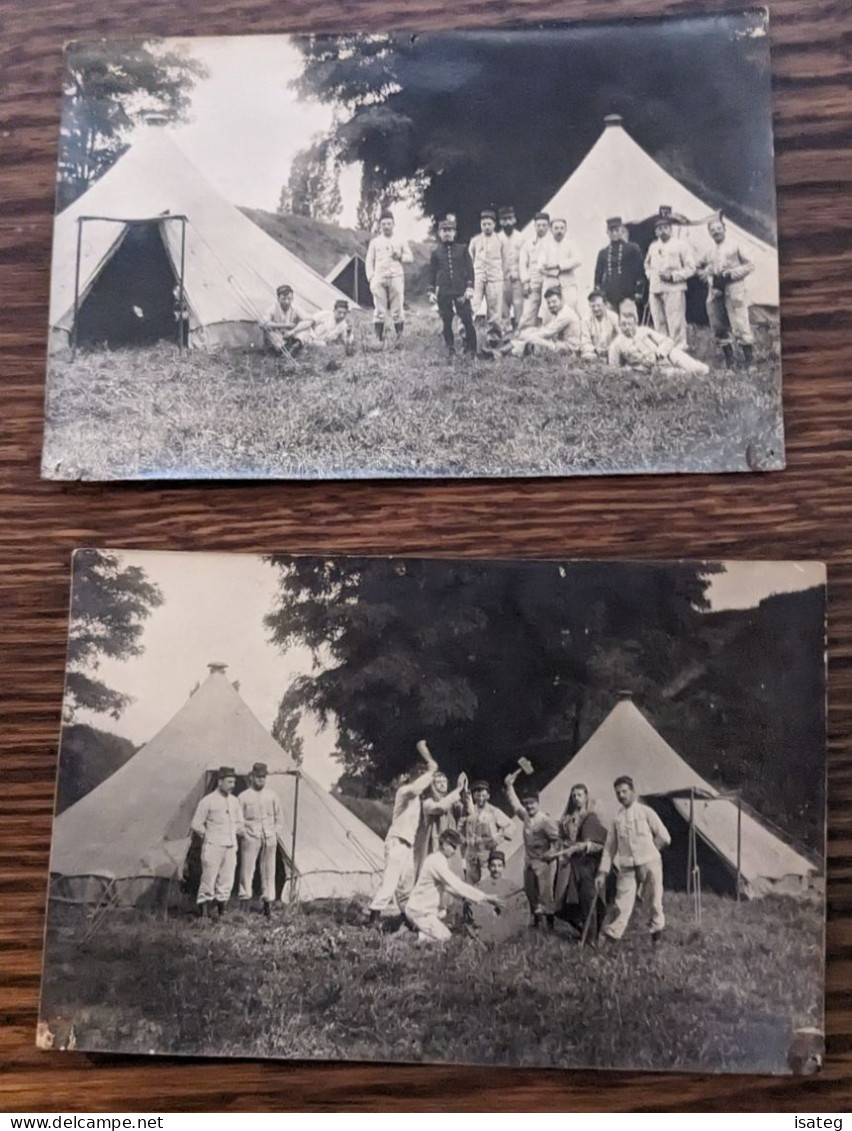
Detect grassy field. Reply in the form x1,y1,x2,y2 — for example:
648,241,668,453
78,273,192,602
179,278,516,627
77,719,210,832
42,310,784,480
40,891,822,1073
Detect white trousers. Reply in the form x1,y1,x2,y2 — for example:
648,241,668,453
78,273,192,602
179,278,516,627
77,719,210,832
602,857,665,939
198,842,237,904
649,291,688,350
473,276,504,329
239,834,277,902
372,277,405,325
406,907,452,942
370,835,415,913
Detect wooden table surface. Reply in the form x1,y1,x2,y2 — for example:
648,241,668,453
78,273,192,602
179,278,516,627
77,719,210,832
2,0,851,1112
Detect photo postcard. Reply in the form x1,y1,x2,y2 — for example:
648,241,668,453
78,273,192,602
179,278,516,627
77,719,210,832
39,551,826,1075
42,11,784,481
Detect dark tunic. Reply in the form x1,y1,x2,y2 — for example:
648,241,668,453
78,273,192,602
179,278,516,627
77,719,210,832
429,242,475,299
594,240,646,308
554,809,608,931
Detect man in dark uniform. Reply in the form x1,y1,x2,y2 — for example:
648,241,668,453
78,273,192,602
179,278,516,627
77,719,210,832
427,216,477,357
594,216,646,313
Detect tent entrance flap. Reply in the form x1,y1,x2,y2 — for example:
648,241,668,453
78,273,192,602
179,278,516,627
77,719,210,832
74,216,187,350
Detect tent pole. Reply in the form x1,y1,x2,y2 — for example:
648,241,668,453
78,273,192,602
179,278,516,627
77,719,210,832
289,770,300,904
178,218,187,352
687,789,694,895
72,218,84,359
736,796,742,902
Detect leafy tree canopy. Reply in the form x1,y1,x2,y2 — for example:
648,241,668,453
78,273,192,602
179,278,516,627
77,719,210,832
65,550,163,720
290,17,774,238
58,39,207,209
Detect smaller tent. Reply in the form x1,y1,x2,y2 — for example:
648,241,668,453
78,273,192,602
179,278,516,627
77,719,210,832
326,254,371,307
504,697,816,899
49,663,384,907
526,115,780,309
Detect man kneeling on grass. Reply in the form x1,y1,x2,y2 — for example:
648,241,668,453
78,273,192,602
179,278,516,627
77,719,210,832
506,286,582,358
404,829,503,943
287,299,357,357
261,283,308,356
607,299,709,376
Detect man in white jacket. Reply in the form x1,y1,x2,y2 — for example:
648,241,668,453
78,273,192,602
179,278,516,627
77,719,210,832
608,300,708,376
540,218,582,314
518,212,552,330
238,762,283,918
696,216,756,368
366,211,413,348
405,829,503,943
644,207,695,349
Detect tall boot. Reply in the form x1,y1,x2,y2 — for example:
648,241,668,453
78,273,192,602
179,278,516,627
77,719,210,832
741,343,755,366
367,908,381,927
263,900,271,919
722,344,736,369
216,900,226,918
545,914,556,932
393,321,404,350
374,322,385,343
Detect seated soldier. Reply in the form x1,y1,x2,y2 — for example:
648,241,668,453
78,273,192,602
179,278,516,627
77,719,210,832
260,283,308,356
580,289,620,361
608,299,709,375
506,286,581,358
291,299,357,356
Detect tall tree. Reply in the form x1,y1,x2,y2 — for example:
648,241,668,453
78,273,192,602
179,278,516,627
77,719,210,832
65,550,163,720
58,40,206,209
264,557,715,791
278,134,343,222
291,17,775,239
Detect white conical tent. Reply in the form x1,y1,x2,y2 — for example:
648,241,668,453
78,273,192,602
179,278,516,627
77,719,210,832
48,127,349,352
505,699,815,899
527,116,779,308
49,665,384,904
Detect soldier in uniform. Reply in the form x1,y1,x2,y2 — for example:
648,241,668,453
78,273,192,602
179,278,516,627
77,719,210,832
580,289,620,361
505,769,561,930
608,299,708,375
644,206,695,349
427,216,476,357
696,215,756,368
508,286,582,358
238,762,283,918
518,212,551,330
461,779,513,884
365,210,413,348
594,217,646,312
260,284,308,356
540,218,583,313
469,209,507,336
190,766,244,918
498,206,526,330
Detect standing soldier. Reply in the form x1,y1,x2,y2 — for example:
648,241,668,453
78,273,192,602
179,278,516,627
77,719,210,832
469,209,507,337
498,206,526,330
238,762,283,919
595,775,671,944
461,779,514,884
190,766,244,918
594,217,646,313
415,768,468,874
696,215,756,368
367,740,439,927
505,769,561,930
519,212,552,330
427,216,477,357
540,218,583,313
644,206,695,349
365,210,413,349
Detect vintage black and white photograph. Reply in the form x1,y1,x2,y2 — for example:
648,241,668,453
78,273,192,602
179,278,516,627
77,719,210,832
42,13,784,481
40,551,825,1074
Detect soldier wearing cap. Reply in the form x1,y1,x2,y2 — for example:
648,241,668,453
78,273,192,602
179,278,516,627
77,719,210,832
644,206,695,349
427,216,476,357
260,283,309,356
461,778,513,884
594,217,646,312
404,828,503,944
518,212,552,329
289,299,356,354
507,285,582,358
238,761,284,918
190,766,244,917
365,209,413,348
498,206,526,330
469,209,508,337
608,298,708,376
695,215,756,368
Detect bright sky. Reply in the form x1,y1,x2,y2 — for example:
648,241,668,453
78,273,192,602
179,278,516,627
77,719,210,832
75,553,825,791
156,35,427,241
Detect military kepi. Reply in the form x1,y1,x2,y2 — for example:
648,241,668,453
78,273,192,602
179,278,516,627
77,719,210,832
218,766,236,779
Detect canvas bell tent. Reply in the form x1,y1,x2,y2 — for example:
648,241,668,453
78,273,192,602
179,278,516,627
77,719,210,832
505,697,816,900
48,126,348,353
49,663,384,907
325,254,371,308
528,115,779,309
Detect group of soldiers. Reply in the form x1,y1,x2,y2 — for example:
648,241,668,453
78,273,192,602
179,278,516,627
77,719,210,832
367,740,672,947
260,204,756,376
